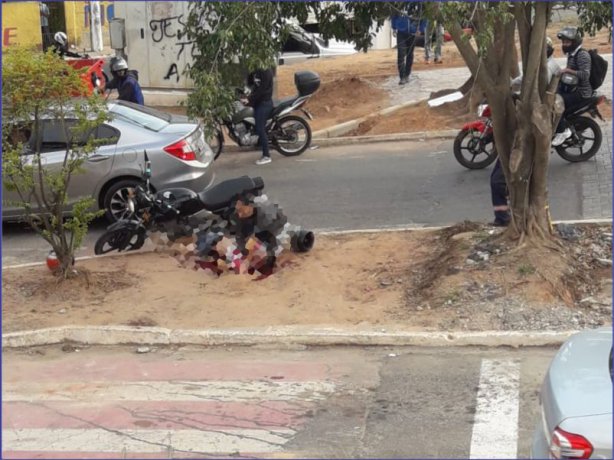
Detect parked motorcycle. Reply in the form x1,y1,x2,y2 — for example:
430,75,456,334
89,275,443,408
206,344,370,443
94,151,315,257
209,71,321,160
453,92,606,170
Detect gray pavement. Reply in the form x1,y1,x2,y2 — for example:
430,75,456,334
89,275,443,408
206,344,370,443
2,132,612,266
3,344,557,459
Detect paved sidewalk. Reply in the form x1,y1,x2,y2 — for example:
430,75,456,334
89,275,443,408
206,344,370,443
378,56,613,106
580,121,613,219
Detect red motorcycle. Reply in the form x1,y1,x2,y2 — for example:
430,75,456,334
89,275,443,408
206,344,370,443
453,103,496,170
453,95,606,170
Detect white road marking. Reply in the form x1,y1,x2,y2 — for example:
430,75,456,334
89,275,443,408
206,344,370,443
3,380,336,403
469,359,521,459
2,428,294,453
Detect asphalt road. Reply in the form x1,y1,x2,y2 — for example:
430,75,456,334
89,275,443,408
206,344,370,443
3,344,557,459
2,136,611,266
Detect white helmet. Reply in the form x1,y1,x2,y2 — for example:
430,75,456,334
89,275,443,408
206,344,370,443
54,31,67,47
110,56,129,73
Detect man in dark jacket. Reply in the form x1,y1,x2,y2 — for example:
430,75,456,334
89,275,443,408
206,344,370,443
553,27,592,146
243,68,274,165
391,4,427,85
104,57,144,106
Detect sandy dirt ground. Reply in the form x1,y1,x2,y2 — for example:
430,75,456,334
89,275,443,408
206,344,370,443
4,224,611,334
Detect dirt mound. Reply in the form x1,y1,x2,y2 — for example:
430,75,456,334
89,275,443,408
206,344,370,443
349,100,476,136
304,76,388,130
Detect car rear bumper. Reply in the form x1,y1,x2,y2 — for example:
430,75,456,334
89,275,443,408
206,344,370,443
154,161,215,196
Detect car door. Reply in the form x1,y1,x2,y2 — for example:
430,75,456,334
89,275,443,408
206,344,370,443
2,119,118,219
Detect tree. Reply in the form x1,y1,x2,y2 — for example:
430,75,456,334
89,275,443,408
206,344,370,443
2,48,109,278
184,1,611,243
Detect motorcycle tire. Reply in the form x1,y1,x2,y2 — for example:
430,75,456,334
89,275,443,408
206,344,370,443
555,116,602,163
273,115,312,156
94,228,146,255
210,127,224,160
453,129,498,170
291,230,315,253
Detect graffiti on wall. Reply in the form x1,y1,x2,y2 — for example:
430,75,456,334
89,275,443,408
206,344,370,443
149,13,199,84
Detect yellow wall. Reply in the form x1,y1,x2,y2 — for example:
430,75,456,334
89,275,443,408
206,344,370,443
2,1,43,49
64,1,115,49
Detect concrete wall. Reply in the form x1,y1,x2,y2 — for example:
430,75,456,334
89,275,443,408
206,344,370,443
65,0,115,49
2,1,42,49
113,1,194,89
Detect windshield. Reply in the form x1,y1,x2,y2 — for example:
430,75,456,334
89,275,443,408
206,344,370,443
109,101,171,132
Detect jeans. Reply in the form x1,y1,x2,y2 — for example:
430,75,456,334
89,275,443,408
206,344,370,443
254,100,273,157
397,32,416,80
490,159,509,222
556,91,589,133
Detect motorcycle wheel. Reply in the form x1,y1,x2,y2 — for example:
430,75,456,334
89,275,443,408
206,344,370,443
209,127,224,160
555,116,602,163
453,129,498,170
273,115,312,156
94,228,146,255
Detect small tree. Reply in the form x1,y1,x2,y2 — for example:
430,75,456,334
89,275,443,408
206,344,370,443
2,48,110,278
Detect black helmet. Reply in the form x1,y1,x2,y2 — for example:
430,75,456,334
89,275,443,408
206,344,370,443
557,27,583,50
110,56,129,73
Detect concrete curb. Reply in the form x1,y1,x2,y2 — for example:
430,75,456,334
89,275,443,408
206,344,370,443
2,325,582,349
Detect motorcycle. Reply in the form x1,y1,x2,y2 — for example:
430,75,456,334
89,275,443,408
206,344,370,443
208,71,321,160
94,151,315,259
453,86,606,170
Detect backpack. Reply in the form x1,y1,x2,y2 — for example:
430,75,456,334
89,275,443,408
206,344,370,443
584,48,608,90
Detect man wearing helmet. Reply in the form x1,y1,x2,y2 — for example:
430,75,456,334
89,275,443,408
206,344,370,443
104,56,145,106
51,32,86,59
552,26,592,146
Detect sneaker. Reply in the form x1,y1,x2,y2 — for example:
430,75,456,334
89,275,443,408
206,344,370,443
255,156,272,165
434,58,443,64
551,128,572,147
398,78,405,85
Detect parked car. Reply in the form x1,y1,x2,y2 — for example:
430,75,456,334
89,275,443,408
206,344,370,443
531,327,612,459
2,101,215,222
280,22,357,64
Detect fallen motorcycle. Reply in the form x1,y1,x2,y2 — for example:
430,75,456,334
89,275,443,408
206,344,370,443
453,94,606,170
208,71,320,160
94,151,315,258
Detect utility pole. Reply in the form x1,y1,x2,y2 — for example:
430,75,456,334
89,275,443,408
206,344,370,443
90,1,103,52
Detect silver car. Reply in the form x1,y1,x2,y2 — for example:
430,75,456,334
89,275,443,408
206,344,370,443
2,101,215,222
531,327,612,459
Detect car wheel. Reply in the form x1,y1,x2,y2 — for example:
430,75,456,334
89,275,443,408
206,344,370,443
102,179,142,222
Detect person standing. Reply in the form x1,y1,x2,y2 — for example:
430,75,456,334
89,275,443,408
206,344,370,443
243,67,274,165
40,2,51,51
104,57,145,105
391,5,426,85
424,20,444,64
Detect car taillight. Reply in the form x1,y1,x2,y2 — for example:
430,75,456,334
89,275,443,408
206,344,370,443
550,427,593,459
163,139,196,161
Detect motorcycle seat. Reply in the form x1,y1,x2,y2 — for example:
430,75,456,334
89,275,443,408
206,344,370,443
272,96,297,116
198,176,265,212
568,96,603,117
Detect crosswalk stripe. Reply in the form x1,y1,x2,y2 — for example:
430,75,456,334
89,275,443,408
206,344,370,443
2,428,295,454
469,359,521,459
3,380,336,403
3,400,304,430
